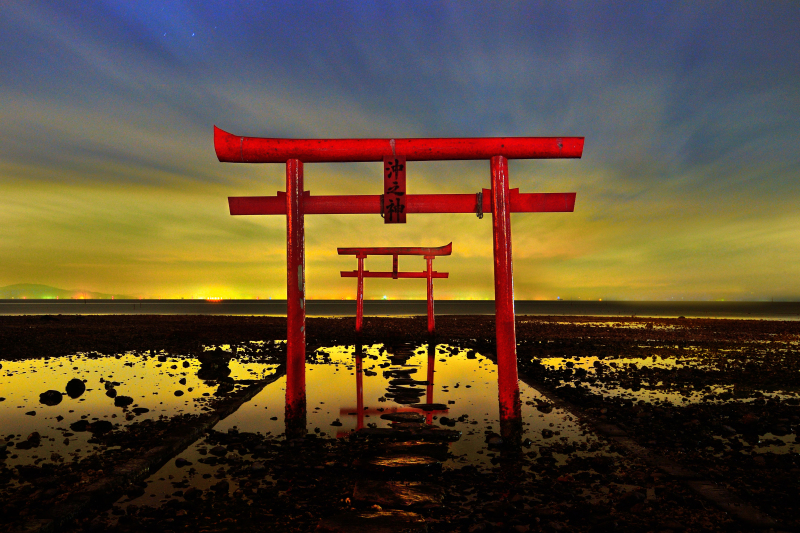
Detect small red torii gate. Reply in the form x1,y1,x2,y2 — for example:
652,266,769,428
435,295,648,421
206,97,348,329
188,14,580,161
216,126,584,439
338,242,452,335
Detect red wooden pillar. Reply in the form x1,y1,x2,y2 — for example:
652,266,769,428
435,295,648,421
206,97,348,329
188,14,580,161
356,255,365,333
426,256,435,334
491,155,522,440
285,158,306,437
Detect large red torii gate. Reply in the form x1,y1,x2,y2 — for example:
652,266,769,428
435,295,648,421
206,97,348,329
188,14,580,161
215,126,584,439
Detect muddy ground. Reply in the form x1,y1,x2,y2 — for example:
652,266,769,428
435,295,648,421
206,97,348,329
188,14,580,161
1,315,799,532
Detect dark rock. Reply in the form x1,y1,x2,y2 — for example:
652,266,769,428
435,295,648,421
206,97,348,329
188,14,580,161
485,432,502,445
316,510,426,532
211,479,229,493
114,395,134,407
183,487,202,500
105,388,117,398
175,458,192,467
353,479,443,508
410,403,448,411
70,420,90,432
360,454,442,476
25,411,36,416
384,369,417,379
356,426,461,442
39,390,63,406
132,407,149,415
65,378,86,398
392,395,425,405
89,420,114,434
330,419,343,426
215,382,234,396
439,416,456,427
209,445,228,457
380,412,424,423
389,378,428,386
174,390,184,397
179,378,187,385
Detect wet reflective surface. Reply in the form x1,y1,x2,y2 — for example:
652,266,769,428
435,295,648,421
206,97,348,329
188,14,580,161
3,315,800,531
0,349,280,480
114,343,607,513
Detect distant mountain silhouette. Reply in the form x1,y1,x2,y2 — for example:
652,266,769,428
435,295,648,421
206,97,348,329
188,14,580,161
0,284,133,299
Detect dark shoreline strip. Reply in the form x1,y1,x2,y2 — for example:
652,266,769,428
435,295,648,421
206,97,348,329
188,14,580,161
12,370,284,533
511,368,782,530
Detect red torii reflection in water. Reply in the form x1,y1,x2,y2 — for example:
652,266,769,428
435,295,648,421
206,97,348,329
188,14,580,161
215,127,584,441
338,343,444,436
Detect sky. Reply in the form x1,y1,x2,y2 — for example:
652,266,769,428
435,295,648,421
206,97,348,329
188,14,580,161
1,1,798,301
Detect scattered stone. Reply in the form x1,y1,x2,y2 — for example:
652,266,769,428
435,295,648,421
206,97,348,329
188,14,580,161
439,416,456,427
209,445,228,457
175,457,192,467
316,510,426,533
89,420,114,434
114,395,134,407
485,433,503,447
70,420,90,432
174,390,184,397
380,412,424,423
361,454,442,476
353,479,444,508
65,378,86,398
132,407,150,415
183,487,202,500
39,390,63,406
357,426,461,442
106,388,117,398
211,479,229,493
410,403,448,411
25,411,36,416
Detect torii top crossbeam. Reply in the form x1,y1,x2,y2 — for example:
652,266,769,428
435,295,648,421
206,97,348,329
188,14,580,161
215,126,583,162
216,125,584,441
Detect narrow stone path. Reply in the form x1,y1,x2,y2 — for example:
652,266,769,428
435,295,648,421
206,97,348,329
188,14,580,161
316,346,461,533
315,425,460,532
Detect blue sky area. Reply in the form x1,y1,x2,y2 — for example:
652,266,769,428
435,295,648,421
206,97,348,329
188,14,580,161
1,1,798,300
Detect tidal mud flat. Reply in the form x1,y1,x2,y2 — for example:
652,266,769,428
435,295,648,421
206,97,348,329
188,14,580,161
1,315,799,532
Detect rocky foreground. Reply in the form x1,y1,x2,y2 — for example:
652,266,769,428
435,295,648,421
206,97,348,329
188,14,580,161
1,314,799,532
